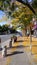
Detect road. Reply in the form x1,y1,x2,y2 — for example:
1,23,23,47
0,34,13,43
0,33,20,43
0,34,20,47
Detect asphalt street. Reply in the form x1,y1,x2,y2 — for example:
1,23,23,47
0,34,13,43
0,34,20,47
0,33,20,43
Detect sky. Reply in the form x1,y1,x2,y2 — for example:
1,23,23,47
0,11,5,19
28,0,32,2
0,0,32,26
0,10,7,26
0,22,7,26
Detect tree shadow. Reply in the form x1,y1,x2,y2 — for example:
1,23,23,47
12,45,25,48
31,53,37,55
32,45,37,47
16,40,24,42
32,41,37,42
6,51,24,57
7,45,25,49
7,45,29,49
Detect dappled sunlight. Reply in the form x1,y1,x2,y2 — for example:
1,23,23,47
32,37,37,45
23,41,30,46
21,36,37,56
32,47,37,54
12,42,19,47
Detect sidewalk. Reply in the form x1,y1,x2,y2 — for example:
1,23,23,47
0,39,10,65
0,36,37,65
0,38,20,65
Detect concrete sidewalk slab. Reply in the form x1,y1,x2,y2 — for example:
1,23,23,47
0,36,37,65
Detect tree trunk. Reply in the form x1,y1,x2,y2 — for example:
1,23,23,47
30,27,32,54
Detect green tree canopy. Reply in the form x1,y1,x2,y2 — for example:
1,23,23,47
0,0,36,17
32,0,37,8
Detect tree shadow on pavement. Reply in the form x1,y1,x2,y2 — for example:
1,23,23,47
6,51,24,57
12,45,25,48
7,45,25,49
31,53,37,55
16,40,24,42
7,45,29,49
